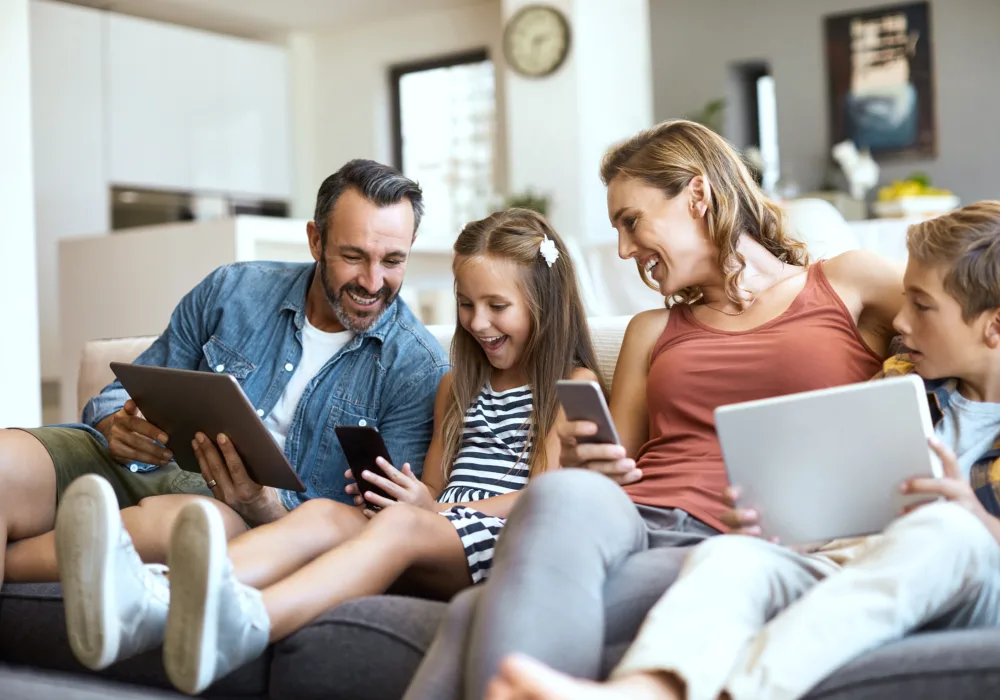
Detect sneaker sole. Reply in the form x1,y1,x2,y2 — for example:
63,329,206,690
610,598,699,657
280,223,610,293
164,500,226,695
55,474,120,670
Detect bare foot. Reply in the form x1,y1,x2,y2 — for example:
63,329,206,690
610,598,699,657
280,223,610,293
484,654,682,700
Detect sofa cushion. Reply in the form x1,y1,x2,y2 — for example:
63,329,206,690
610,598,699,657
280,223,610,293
805,627,1000,699
0,663,186,700
270,595,446,700
0,583,269,698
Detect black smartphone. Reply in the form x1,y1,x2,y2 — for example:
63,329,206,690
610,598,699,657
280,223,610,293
334,425,394,502
555,380,622,445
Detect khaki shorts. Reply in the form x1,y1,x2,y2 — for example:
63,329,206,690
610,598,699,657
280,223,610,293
21,426,213,509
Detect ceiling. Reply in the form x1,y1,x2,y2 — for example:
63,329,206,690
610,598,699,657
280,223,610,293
61,0,490,39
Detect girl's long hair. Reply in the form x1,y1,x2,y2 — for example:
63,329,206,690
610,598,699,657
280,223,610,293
440,208,603,479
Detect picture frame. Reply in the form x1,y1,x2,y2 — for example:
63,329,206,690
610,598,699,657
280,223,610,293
825,2,936,160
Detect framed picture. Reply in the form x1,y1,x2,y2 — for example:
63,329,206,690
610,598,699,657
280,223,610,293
825,2,936,160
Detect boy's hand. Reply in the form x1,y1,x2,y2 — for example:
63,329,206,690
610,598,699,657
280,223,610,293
902,438,990,522
721,485,764,537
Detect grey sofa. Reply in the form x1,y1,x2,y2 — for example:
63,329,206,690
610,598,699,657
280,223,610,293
4,327,1000,698
4,576,1000,700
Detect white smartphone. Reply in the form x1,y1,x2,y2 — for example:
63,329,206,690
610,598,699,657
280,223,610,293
555,379,622,445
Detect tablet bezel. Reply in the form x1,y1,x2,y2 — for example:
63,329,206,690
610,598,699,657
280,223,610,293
109,362,306,492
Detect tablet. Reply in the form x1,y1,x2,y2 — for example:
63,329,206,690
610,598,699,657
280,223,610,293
110,362,306,492
714,374,941,545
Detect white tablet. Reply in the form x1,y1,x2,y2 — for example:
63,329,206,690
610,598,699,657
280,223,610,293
714,374,942,545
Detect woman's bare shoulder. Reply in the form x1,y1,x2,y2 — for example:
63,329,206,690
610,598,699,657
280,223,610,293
822,249,904,292
625,308,671,340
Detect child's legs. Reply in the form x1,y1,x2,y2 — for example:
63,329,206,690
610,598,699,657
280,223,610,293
725,502,1000,700
227,498,368,589
126,495,248,562
6,493,246,581
611,535,837,700
262,504,470,641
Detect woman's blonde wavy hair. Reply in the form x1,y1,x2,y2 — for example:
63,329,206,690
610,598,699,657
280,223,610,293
600,119,809,306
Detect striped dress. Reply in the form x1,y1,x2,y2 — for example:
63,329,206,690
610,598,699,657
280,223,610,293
438,382,533,583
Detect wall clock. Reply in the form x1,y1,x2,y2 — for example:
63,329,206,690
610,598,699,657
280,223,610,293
503,5,571,78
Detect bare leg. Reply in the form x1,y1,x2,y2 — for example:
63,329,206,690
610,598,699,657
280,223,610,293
262,504,471,641
5,494,247,582
485,656,684,700
0,429,59,584
227,498,368,589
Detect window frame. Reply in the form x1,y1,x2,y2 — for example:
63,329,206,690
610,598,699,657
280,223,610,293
389,48,491,172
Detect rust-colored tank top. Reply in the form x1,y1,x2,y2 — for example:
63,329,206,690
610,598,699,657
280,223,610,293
625,262,883,532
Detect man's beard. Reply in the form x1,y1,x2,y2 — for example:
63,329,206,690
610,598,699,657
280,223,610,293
320,263,398,333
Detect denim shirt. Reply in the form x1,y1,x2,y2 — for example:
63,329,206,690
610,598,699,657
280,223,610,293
80,262,449,510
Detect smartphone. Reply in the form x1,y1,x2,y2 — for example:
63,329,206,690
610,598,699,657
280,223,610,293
334,425,394,502
555,380,621,445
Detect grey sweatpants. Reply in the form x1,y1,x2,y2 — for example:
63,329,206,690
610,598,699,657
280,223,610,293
403,469,720,700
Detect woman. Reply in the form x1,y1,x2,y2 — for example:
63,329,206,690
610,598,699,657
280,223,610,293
403,119,903,700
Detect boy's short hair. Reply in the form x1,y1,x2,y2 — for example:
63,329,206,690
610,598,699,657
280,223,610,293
907,200,1000,321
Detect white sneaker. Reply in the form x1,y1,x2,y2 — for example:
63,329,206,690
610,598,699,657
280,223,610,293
55,474,170,670
163,500,270,695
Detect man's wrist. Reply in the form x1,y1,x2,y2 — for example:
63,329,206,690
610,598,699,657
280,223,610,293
94,414,115,441
237,487,288,525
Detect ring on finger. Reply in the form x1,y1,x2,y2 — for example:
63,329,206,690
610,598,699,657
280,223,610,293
207,479,218,489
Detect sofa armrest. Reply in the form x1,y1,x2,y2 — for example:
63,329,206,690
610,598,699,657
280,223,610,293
77,337,158,418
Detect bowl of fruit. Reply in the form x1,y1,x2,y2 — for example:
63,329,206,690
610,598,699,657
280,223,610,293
874,172,960,219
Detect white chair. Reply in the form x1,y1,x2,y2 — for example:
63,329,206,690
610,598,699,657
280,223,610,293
782,198,862,260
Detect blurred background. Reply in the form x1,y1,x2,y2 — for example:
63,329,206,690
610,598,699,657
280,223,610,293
2,0,998,426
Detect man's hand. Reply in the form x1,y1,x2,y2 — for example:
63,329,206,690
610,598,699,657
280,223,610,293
347,457,437,518
902,438,990,520
192,432,287,525
99,399,173,467
558,419,641,486
720,485,765,537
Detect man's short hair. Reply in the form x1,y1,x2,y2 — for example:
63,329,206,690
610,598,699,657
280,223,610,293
907,200,1000,321
313,160,424,242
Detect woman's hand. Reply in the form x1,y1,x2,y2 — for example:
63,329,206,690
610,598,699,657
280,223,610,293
720,485,765,536
358,457,438,515
558,419,641,486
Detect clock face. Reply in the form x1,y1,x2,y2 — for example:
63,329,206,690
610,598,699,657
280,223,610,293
503,5,571,78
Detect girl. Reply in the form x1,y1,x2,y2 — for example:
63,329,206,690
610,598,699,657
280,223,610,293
54,208,602,695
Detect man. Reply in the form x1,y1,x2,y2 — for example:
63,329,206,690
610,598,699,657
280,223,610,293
0,159,449,585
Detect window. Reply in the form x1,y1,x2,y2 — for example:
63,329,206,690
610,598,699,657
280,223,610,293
391,50,496,241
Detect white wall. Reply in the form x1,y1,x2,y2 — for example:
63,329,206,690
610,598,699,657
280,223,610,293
31,0,109,381
573,0,653,241
0,0,42,427
502,0,581,241
502,0,654,242
649,0,1000,204
290,1,507,222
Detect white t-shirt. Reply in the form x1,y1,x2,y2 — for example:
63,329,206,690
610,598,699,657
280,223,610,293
935,388,1000,479
264,318,354,452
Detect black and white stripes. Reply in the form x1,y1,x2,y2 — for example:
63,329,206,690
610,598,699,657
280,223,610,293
439,383,533,583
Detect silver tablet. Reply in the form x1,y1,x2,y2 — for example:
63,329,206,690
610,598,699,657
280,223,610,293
715,374,941,545
110,362,306,492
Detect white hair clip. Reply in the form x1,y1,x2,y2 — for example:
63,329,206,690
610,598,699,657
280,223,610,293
539,236,560,268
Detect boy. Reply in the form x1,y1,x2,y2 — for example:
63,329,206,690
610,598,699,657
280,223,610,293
485,201,1000,700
